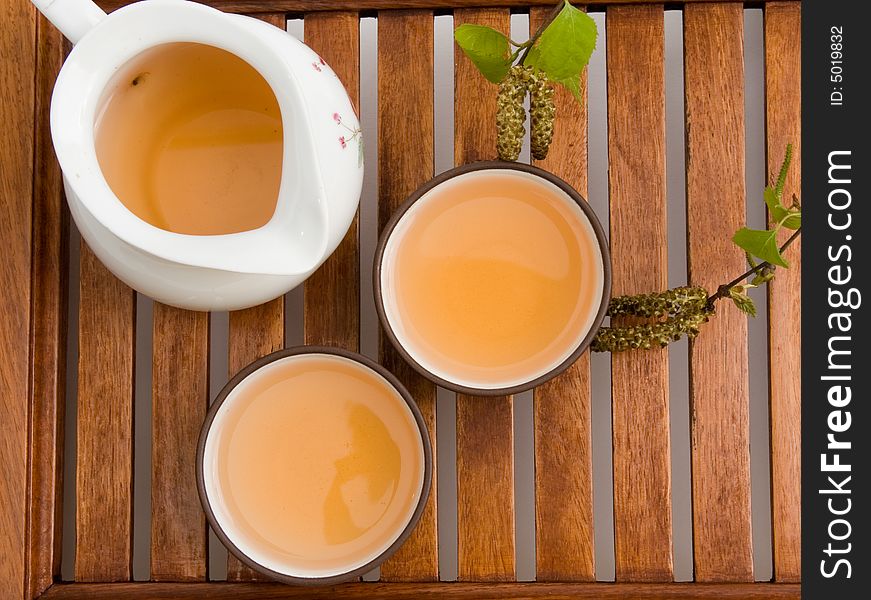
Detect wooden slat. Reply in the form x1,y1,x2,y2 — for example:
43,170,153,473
223,13,287,581
376,10,438,582
529,5,594,583
303,11,360,352
75,245,136,581
225,301,283,582
454,8,505,165
684,2,753,582
225,296,284,584
453,8,514,582
763,1,801,583
0,0,36,597
606,4,672,582
99,0,802,15
27,14,67,600
42,581,802,599
151,305,209,581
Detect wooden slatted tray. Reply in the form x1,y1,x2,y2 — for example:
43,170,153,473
1,0,800,597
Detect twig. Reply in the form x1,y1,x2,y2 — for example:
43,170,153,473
518,0,565,65
707,227,801,308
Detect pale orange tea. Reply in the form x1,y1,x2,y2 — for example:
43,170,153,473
382,170,604,389
95,43,282,235
205,354,424,576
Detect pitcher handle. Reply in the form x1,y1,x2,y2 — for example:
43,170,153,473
32,0,106,45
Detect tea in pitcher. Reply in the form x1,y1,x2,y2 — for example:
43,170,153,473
95,42,283,235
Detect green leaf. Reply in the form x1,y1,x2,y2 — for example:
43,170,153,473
747,252,776,286
555,72,583,102
781,210,801,230
764,186,801,229
728,286,757,317
454,24,513,84
524,1,597,82
764,187,788,221
523,44,584,102
733,227,790,268
751,270,776,287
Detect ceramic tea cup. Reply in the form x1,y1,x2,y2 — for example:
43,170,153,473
197,347,432,584
375,162,611,396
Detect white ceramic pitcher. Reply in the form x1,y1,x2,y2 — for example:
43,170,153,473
34,0,363,311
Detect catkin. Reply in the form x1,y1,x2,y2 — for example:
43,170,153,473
591,311,711,352
496,65,558,161
591,286,712,352
496,66,530,162
606,286,709,319
529,73,556,160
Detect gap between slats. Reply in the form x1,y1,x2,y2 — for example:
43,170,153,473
133,295,152,582
432,13,460,585
663,6,693,584
585,10,615,583
60,223,80,582
743,7,774,582
509,14,535,586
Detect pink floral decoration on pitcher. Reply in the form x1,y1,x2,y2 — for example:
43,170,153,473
333,111,363,168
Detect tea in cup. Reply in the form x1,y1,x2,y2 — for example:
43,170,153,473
375,163,610,395
197,348,431,583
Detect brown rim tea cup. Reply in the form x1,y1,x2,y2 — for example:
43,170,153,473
196,346,433,585
374,161,611,396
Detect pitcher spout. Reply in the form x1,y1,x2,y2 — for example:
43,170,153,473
251,184,331,278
